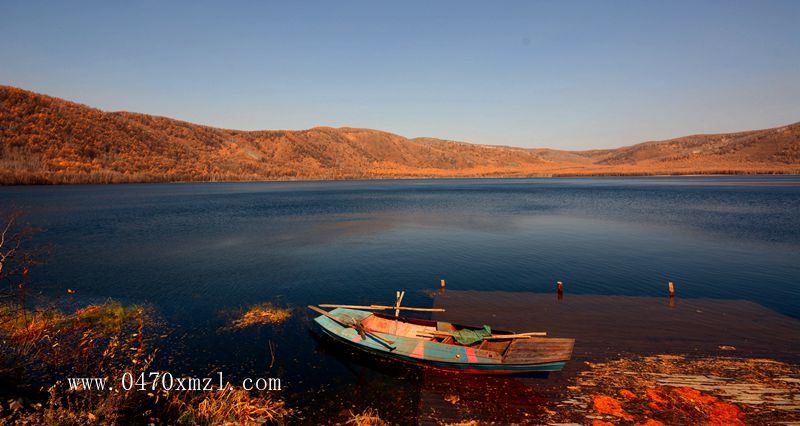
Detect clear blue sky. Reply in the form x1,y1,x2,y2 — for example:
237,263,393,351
1,1,798,149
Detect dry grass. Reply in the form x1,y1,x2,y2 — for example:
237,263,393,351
0,300,147,369
171,385,291,425
551,355,800,425
228,303,292,329
345,407,389,426
2,382,292,425
0,299,160,424
1,300,294,425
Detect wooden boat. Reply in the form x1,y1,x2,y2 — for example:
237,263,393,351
309,305,574,374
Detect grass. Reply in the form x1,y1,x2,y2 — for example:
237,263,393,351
0,300,148,373
173,385,292,425
0,299,158,424
0,299,294,425
228,303,292,329
0,302,64,343
345,407,389,426
2,382,292,425
71,301,143,332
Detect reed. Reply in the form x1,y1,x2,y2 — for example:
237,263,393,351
0,298,160,424
346,407,389,426
170,385,292,425
228,303,292,329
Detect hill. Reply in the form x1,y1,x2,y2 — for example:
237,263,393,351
1,85,798,184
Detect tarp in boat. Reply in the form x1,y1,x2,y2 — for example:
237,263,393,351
437,322,492,345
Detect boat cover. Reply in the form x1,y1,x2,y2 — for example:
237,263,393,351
447,324,492,345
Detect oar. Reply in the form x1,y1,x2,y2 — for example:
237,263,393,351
319,304,445,312
307,306,396,348
482,332,547,339
418,330,547,340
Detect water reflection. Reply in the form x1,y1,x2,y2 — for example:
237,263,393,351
307,330,552,425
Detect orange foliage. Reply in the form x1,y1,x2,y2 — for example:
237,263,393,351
2,85,799,185
591,386,748,425
672,386,718,405
592,395,634,421
707,402,745,426
645,388,669,407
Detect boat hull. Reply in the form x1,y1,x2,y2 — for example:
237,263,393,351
313,308,572,375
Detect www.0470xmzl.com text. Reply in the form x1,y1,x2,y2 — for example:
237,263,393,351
66,372,281,392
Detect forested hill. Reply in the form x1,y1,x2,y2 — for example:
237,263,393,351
1,85,798,184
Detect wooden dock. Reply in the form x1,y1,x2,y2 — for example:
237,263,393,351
414,290,800,425
429,290,800,362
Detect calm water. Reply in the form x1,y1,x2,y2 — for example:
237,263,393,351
2,176,799,422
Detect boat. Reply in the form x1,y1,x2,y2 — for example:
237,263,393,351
308,305,575,374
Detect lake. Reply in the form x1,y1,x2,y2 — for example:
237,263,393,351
2,176,799,423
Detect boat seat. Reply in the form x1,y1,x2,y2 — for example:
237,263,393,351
478,339,512,354
361,315,436,338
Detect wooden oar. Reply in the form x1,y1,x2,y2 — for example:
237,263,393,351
418,330,547,340
307,305,396,347
318,303,445,312
483,332,547,339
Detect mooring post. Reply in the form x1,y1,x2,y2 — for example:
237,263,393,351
668,281,675,307
440,279,446,288
557,280,564,300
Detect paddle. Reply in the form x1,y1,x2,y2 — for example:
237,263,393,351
318,303,445,312
417,330,547,340
307,305,396,349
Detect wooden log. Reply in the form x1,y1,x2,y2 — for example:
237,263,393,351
318,304,445,312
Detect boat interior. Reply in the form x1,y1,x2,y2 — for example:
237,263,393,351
360,312,515,355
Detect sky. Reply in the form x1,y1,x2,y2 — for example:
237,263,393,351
1,1,798,149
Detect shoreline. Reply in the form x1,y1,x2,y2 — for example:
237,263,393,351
2,171,799,187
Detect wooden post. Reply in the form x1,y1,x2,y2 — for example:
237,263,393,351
395,291,405,317
668,281,675,307
440,279,446,288
393,290,404,334
557,281,564,300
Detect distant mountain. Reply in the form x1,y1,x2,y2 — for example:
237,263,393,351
1,85,798,184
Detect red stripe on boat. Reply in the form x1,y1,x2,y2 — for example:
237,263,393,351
410,340,425,359
465,347,477,363
351,334,363,343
